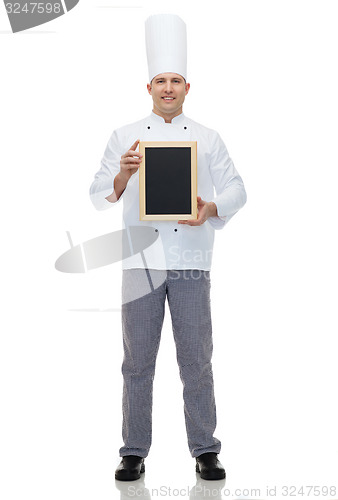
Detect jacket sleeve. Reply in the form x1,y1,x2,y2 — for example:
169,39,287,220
208,131,247,229
89,130,123,210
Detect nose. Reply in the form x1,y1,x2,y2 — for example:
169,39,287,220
164,81,173,93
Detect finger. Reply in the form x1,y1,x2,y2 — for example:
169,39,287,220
188,220,205,226
121,140,141,158
121,156,142,164
122,151,143,160
178,219,193,224
127,152,143,159
179,220,198,226
121,160,142,170
122,166,141,173
130,139,140,151
178,218,203,226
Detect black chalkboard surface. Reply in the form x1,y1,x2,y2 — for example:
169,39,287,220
139,141,197,221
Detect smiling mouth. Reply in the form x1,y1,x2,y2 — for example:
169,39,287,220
162,97,175,100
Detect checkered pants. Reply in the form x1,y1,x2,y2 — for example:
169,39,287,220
119,269,221,458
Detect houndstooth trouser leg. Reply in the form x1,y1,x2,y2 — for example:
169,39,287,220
119,269,221,458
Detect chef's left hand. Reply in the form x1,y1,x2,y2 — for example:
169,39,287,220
178,197,218,226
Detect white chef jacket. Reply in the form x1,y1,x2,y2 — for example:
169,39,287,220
89,112,246,270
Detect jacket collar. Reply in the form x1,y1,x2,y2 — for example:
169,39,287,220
150,111,186,125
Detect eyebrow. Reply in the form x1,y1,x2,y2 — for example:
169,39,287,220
154,77,183,82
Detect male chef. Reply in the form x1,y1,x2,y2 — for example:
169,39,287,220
90,14,247,481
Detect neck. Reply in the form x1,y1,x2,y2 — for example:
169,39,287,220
152,107,183,123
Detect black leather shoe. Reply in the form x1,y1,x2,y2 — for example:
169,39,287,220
196,452,226,480
115,455,145,481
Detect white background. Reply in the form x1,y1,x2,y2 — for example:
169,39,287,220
1,1,338,499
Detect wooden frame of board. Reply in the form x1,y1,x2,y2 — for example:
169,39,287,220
139,141,197,221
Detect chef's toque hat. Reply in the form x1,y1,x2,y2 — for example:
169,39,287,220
145,14,187,83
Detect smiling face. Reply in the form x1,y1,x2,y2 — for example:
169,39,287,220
147,73,190,123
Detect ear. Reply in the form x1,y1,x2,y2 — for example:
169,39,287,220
185,83,191,95
147,83,152,95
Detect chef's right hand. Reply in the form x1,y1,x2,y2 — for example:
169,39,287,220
120,140,143,182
